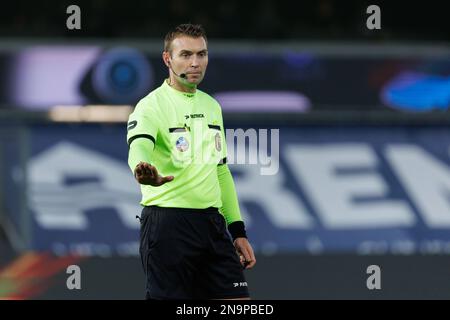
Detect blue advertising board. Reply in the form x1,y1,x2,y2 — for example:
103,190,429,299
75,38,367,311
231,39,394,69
4,124,450,256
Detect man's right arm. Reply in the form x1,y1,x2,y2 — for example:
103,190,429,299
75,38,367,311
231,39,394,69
128,137,154,174
127,101,174,186
127,99,158,182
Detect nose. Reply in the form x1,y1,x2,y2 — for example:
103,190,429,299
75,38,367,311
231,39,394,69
190,55,200,68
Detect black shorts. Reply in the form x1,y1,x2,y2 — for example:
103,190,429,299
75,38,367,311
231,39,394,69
139,205,250,300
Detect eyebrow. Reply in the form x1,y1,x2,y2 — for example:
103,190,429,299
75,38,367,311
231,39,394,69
179,49,208,55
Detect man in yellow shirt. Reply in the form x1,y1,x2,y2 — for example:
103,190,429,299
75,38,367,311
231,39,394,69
127,24,255,300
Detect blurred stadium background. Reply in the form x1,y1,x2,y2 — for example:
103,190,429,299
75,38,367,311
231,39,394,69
1,0,450,299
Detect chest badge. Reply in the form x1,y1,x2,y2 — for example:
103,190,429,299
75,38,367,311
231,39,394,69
215,132,222,152
176,136,189,152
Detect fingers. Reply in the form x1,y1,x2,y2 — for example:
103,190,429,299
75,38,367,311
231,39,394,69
149,164,158,178
245,245,256,269
134,162,174,186
134,164,144,180
236,250,245,267
135,162,150,177
135,166,142,177
236,241,256,269
239,246,253,269
144,163,158,178
239,254,246,267
234,246,244,265
136,162,155,178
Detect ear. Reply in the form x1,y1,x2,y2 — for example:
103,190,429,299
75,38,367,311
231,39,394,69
162,51,170,68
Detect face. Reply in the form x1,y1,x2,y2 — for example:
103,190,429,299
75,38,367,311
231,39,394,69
164,36,208,86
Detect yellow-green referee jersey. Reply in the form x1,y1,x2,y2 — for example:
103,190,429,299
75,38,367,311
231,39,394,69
127,80,245,228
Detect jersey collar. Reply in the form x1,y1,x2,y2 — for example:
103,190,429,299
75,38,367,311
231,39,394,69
163,79,197,99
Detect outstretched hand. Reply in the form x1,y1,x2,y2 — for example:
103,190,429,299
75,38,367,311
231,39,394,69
134,162,174,186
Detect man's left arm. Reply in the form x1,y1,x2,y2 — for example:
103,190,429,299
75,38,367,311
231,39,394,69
217,163,256,269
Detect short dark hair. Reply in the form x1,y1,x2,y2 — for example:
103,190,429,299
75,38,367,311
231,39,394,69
164,24,207,53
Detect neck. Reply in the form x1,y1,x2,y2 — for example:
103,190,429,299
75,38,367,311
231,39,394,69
168,74,196,93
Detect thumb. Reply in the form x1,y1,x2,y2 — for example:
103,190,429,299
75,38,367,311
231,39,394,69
161,175,174,183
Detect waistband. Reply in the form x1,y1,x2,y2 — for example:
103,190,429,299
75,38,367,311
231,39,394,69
144,205,220,215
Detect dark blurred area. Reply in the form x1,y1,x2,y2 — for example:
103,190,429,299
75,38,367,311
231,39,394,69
0,0,448,42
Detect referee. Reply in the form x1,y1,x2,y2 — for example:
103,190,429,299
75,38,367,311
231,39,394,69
127,24,255,300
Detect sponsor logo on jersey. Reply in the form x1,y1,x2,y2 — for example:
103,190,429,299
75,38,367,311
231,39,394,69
184,114,204,120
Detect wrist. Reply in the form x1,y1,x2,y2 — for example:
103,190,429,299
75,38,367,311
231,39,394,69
227,221,247,241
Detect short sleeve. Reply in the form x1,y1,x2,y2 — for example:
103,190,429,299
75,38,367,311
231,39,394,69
126,98,159,147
